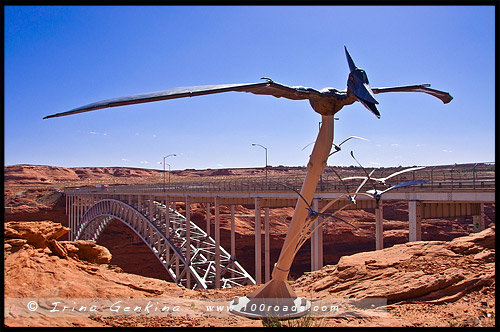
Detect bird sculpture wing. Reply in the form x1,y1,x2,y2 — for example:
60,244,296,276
371,84,453,104
43,79,317,119
337,136,369,147
341,175,374,181
301,141,315,151
367,179,428,196
354,169,376,195
381,166,426,181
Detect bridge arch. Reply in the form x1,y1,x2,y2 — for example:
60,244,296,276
74,199,254,289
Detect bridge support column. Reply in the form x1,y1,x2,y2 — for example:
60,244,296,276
264,207,270,283
230,205,236,279
69,195,73,240
77,196,82,239
73,195,76,240
311,199,324,271
67,195,71,240
137,195,142,214
165,196,170,263
473,203,485,233
215,198,221,288
409,200,422,242
375,200,384,250
254,198,262,284
74,196,78,237
149,196,154,222
65,194,68,239
174,200,179,282
185,196,191,289
172,198,180,281
206,203,211,237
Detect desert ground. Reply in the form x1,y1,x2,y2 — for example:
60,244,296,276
3,164,496,327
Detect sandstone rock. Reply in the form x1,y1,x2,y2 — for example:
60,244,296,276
4,236,195,302
61,242,80,259
446,226,495,254
473,250,495,262
60,240,112,264
5,238,28,247
47,239,68,258
4,221,69,248
295,226,495,305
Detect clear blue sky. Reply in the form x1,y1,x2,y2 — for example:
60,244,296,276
4,6,495,170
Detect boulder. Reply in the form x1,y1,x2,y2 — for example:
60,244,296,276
60,240,112,264
5,238,28,247
4,221,69,248
47,239,68,258
446,225,495,254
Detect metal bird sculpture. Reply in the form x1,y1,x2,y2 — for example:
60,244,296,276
301,135,369,156
43,46,453,120
366,180,428,201
342,165,426,185
349,151,427,202
329,166,374,204
329,135,369,156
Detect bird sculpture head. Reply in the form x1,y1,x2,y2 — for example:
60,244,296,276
344,46,381,119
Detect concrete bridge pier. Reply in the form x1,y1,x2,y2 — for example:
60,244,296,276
230,205,236,279
164,196,170,264
264,207,270,283
472,203,486,232
409,200,422,242
185,196,191,289
214,198,220,288
254,198,262,284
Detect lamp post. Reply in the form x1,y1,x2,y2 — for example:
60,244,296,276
163,154,176,191
165,163,171,188
252,143,268,185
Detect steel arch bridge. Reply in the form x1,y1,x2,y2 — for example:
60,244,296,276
74,198,255,289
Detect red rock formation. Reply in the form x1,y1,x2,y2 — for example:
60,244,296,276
294,226,495,305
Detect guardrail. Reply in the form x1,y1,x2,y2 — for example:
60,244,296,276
65,163,495,195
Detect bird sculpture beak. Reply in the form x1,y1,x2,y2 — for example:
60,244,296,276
344,45,357,73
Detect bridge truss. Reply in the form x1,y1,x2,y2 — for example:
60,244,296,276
74,198,255,289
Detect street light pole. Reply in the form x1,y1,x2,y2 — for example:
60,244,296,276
252,143,268,185
165,163,171,189
163,154,176,191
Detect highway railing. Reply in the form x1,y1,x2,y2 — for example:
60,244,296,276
65,162,495,195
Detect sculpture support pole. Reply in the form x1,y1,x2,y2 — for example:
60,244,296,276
247,115,334,299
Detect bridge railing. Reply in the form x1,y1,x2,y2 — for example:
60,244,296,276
64,162,494,195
